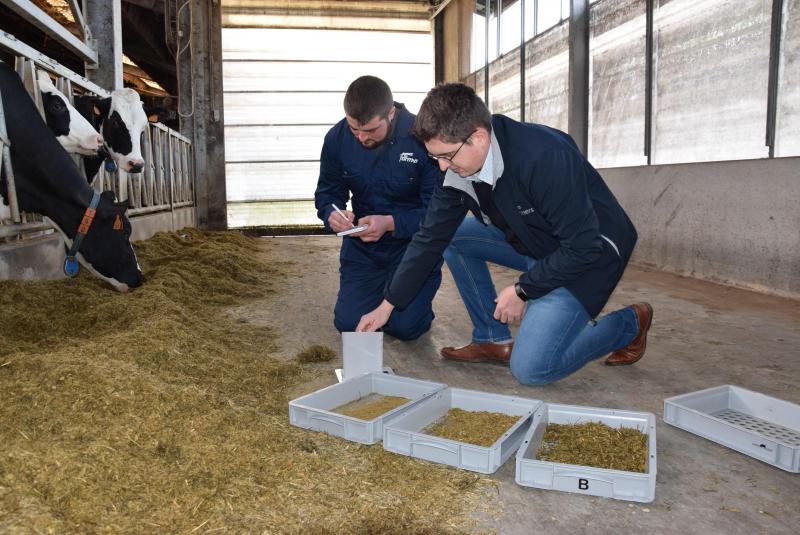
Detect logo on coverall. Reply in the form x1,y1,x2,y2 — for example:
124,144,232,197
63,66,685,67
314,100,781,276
399,152,418,164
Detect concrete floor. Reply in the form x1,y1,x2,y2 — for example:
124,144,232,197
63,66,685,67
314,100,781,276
244,235,800,535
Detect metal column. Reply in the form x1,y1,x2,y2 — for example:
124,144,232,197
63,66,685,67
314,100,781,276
85,0,123,90
568,0,589,156
179,0,227,230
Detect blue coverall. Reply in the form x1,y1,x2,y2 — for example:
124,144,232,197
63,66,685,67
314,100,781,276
314,103,442,340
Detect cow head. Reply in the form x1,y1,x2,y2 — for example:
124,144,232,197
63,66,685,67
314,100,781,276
48,190,144,292
37,72,104,156
92,89,148,173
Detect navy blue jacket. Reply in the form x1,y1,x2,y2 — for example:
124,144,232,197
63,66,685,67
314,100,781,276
314,103,440,258
385,115,637,318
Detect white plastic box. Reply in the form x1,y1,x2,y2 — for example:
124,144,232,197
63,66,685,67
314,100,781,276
663,385,800,473
288,372,446,445
382,388,542,474
515,403,657,503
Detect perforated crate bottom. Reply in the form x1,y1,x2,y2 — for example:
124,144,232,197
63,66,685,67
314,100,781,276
713,409,800,447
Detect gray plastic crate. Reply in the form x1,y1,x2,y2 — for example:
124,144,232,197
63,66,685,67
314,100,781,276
289,373,447,444
382,388,542,474
515,403,657,503
663,385,800,473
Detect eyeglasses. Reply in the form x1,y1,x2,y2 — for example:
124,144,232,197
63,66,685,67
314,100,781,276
427,130,477,163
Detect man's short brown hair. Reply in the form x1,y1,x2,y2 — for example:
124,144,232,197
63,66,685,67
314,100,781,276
412,83,492,143
343,76,394,124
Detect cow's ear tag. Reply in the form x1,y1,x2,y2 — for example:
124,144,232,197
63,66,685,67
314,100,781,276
104,158,117,172
64,256,79,277
113,214,123,231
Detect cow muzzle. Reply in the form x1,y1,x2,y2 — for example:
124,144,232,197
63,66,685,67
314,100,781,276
126,159,145,173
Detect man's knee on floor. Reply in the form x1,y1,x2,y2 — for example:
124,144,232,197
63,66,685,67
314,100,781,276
510,357,554,386
333,311,359,333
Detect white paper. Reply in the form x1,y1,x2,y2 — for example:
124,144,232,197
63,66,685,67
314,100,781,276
341,332,383,381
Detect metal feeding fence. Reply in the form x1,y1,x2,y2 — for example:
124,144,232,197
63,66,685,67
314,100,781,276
0,28,194,241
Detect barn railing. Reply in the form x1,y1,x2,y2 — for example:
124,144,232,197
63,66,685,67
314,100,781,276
0,30,195,240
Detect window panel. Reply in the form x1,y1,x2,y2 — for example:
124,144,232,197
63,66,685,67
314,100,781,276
537,0,564,33
489,48,522,119
472,3,487,72
589,0,647,167
652,0,772,164
501,0,522,54
776,0,800,156
524,21,569,130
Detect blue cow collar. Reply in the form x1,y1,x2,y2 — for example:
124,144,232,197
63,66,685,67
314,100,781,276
64,189,101,277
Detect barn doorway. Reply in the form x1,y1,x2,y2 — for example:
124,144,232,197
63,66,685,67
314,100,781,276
221,3,434,229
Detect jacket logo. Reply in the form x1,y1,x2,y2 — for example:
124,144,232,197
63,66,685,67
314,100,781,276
399,152,418,164
518,207,535,215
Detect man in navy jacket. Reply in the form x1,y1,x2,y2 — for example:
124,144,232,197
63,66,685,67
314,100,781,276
357,83,653,385
315,76,442,340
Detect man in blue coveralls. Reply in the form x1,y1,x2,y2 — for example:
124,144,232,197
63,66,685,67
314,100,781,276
314,76,442,340
357,83,654,385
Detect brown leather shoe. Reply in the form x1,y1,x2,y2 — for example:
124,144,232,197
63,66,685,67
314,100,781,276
605,303,654,366
441,342,513,365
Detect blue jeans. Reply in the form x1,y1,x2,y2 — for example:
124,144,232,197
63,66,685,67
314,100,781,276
443,216,640,385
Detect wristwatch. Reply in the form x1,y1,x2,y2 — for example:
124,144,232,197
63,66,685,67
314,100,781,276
514,282,529,301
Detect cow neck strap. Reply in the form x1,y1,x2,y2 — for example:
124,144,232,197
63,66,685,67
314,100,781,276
63,190,101,278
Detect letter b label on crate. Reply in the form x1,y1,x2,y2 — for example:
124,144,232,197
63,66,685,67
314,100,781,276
578,478,589,490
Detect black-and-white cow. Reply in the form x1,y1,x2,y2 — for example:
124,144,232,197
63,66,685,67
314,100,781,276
37,71,105,156
74,88,148,181
0,61,143,291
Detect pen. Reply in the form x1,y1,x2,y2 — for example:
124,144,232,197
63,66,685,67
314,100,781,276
331,204,355,227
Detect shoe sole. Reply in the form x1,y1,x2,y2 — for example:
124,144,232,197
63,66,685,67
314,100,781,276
441,354,510,366
605,303,653,366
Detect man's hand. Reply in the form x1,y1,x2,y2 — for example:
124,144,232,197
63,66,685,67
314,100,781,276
355,215,395,242
328,208,356,233
357,299,395,332
493,285,526,325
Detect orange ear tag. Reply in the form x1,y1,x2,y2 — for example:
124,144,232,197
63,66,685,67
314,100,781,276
113,214,123,230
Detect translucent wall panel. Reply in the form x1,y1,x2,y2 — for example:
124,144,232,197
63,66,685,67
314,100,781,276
223,62,431,93
501,0,522,55
222,28,432,62
489,48,522,119
524,22,569,131
589,0,647,168
652,0,772,164
224,92,425,126
224,125,330,163
226,162,319,201
776,0,800,156
228,201,318,227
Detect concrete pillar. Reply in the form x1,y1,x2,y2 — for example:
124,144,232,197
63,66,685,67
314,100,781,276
568,0,589,156
179,0,228,230
85,0,123,90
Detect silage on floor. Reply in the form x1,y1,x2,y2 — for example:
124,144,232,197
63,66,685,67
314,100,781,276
0,229,496,534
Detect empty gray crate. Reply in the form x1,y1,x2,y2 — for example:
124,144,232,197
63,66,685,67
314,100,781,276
515,403,657,503
664,385,800,473
382,388,542,474
289,373,446,444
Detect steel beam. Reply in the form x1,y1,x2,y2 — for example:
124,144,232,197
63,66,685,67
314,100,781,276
66,0,90,39
644,0,654,164
0,0,98,64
